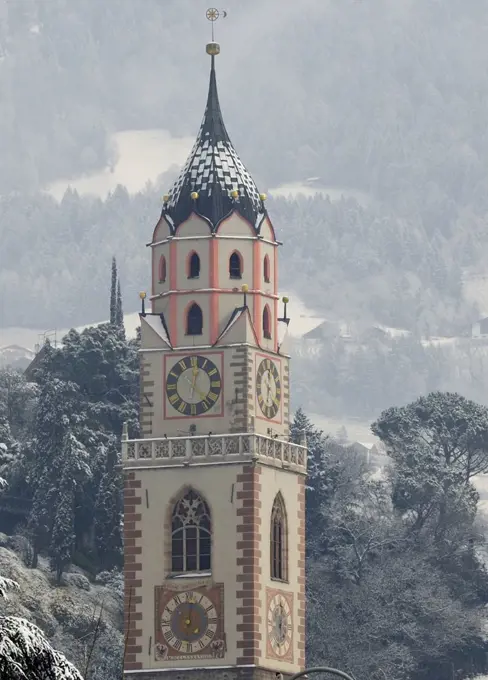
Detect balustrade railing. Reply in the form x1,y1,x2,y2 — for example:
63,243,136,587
122,432,306,468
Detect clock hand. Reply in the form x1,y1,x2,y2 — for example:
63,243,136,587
190,366,199,398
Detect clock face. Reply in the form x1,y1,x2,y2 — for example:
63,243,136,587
160,590,218,654
267,591,293,658
166,355,222,416
256,358,281,420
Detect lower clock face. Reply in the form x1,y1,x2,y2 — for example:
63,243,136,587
160,590,218,654
166,355,222,416
267,592,292,657
256,358,281,420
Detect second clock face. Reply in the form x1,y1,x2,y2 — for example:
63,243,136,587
267,591,293,658
166,355,222,416
256,357,282,420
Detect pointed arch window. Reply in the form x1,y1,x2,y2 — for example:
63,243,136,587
229,251,242,279
264,255,270,283
188,252,200,279
271,493,288,581
171,489,211,573
187,303,203,335
263,305,272,339
159,255,167,282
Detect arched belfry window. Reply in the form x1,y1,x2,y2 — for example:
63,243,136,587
171,489,211,573
186,303,203,335
159,255,166,282
229,251,242,279
271,493,288,581
264,255,270,283
263,305,271,339
188,252,200,279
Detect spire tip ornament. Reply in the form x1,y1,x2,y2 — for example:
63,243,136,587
206,7,227,48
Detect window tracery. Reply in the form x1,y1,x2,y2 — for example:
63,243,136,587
171,489,211,573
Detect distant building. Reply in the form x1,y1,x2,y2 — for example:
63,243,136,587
303,319,352,342
472,317,488,338
348,441,385,466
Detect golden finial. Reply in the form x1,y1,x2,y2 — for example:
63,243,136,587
163,194,169,203
259,193,267,201
241,283,249,307
191,191,199,200
230,189,239,198
139,291,147,316
206,7,227,53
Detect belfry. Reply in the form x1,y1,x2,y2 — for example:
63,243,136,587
122,27,307,680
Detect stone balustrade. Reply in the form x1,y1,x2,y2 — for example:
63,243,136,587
121,431,307,472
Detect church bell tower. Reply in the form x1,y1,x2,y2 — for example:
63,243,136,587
122,33,307,680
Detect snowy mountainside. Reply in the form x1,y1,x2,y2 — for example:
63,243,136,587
0,345,35,370
0,540,123,678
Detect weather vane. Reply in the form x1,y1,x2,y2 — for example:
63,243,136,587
206,7,227,42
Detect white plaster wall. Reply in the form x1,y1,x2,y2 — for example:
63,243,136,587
137,464,243,669
258,466,302,675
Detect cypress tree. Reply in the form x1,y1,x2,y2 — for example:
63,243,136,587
110,257,117,325
116,278,124,330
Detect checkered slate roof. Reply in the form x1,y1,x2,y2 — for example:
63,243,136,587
164,55,262,230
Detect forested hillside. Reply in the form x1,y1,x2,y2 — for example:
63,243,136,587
2,0,488,338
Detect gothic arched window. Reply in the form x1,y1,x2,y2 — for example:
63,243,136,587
186,303,203,335
188,252,200,279
263,305,271,339
159,255,166,282
271,493,287,581
229,251,242,279
264,255,270,283
171,489,211,573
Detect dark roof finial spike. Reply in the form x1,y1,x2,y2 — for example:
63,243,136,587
164,39,262,230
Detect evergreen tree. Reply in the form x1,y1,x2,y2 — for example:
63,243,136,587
50,471,75,585
27,381,72,567
49,431,91,583
110,256,117,325
116,277,124,331
27,374,80,566
94,438,123,570
0,401,14,478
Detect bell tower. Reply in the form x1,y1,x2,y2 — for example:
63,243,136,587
122,33,307,680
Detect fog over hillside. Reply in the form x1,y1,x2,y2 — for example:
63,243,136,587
2,0,488,420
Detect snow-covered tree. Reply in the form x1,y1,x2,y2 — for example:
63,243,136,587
0,575,82,679
28,379,79,567
50,431,91,583
94,439,123,570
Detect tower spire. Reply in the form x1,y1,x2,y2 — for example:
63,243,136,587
163,18,264,231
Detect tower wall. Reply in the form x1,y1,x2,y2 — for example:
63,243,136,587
124,40,306,680
123,463,305,678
